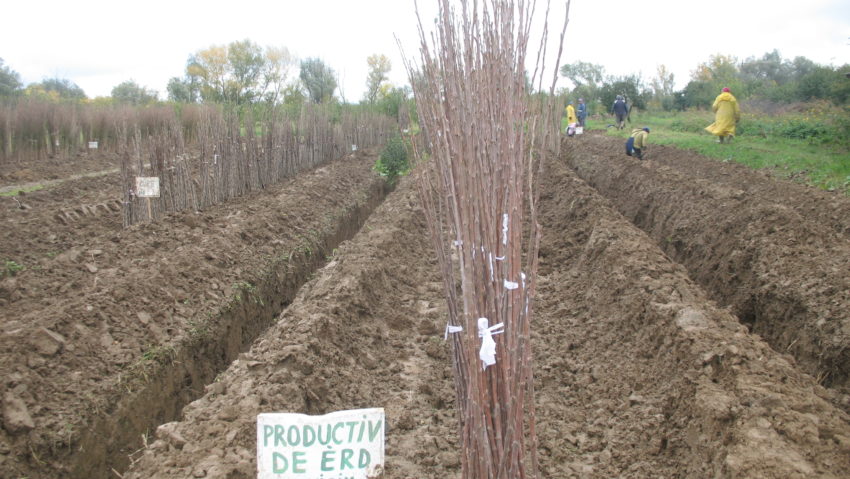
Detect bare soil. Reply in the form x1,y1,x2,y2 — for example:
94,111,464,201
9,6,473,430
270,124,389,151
646,142,850,238
1,149,388,478
124,147,850,478
2,133,850,478
0,150,119,187
566,132,850,401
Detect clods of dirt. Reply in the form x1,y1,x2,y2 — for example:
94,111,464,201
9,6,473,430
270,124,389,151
0,150,388,478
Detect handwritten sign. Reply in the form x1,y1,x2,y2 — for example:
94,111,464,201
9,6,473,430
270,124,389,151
135,177,160,198
257,408,384,479
88,141,98,149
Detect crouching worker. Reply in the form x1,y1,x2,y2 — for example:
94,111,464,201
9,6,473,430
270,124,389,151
625,127,650,159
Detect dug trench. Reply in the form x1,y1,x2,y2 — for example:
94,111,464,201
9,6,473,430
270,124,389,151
565,132,850,404
0,149,390,478
125,152,850,478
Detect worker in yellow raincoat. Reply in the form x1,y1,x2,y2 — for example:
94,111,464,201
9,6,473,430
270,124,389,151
565,102,577,124
564,101,577,136
705,87,740,143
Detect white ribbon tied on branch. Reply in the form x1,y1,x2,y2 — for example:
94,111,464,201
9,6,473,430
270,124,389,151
444,323,463,340
478,318,505,369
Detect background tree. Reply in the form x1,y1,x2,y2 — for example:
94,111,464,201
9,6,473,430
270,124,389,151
673,51,848,107
299,58,337,104
683,54,742,107
788,56,817,82
189,45,229,103
280,83,306,116
599,74,650,112
559,60,606,109
374,85,412,119
649,64,676,110
186,41,295,106
364,54,391,104
167,77,194,103
181,54,204,102
260,46,295,105
0,58,22,97
740,50,789,84
691,54,739,85
560,60,606,86
797,65,849,103
226,39,264,105
25,78,86,101
111,80,158,105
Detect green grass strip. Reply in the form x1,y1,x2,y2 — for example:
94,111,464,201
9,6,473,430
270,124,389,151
0,184,45,197
577,113,850,196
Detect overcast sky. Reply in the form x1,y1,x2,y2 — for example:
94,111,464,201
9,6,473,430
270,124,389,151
2,0,848,100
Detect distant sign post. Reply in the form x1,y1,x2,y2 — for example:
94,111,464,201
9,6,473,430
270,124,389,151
257,408,385,479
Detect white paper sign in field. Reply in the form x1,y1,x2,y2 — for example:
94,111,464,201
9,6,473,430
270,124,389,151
135,177,160,198
257,408,385,479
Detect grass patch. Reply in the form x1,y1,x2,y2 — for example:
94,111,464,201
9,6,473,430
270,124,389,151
0,184,44,196
595,111,850,195
3,260,25,277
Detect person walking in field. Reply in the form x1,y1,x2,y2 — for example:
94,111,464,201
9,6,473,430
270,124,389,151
611,95,629,130
705,87,740,143
565,101,577,136
625,127,650,160
576,98,588,128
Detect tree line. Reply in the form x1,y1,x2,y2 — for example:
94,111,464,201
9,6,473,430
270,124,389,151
0,39,409,117
559,50,849,112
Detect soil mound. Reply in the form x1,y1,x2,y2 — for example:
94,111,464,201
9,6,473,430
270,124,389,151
566,132,850,401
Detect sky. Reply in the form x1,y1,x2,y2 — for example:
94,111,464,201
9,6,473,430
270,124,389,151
1,0,848,101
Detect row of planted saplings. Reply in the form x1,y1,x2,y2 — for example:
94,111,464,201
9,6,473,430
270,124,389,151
0,99,219,163
119,105,397,227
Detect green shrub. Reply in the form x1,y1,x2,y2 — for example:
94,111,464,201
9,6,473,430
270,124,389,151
737,108,846,146
375,134,409,183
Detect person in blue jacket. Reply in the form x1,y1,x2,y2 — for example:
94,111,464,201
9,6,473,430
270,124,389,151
576,98,588,128
611,95,629,130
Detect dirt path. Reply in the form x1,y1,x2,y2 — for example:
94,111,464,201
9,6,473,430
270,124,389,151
124,152,850,478
566,132,850,402
0,168,120,195
0,151,119,188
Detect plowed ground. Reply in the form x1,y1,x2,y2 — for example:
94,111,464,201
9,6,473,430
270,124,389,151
2,133,850,478
126,138,850,478
0,150,388,478
566,132,850,399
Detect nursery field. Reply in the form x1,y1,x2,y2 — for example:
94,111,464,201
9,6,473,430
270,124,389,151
2,132,850,478
0,148,390,478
